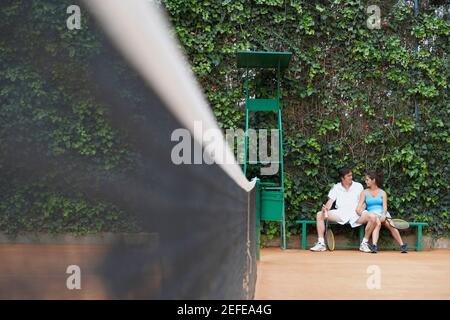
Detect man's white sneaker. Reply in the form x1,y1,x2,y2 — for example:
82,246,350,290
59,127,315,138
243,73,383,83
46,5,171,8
359,242,371,253
310,242,326,252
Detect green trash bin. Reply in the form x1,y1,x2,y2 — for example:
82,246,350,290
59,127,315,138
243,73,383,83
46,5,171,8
261,190,284,221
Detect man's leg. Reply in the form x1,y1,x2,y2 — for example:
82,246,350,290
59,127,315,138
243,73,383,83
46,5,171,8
316,210,342,239
311,210,342,251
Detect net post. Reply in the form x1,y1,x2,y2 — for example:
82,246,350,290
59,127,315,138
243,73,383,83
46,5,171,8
255,178,261,260
244,109,249,175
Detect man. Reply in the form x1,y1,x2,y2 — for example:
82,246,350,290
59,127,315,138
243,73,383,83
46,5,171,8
310,167,378,252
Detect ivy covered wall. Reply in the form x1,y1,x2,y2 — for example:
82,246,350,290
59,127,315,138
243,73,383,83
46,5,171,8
162,0,449,238
0,1,139,234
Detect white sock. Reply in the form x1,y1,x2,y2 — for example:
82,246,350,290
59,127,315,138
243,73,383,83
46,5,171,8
362,238,368,244
318,237,325,244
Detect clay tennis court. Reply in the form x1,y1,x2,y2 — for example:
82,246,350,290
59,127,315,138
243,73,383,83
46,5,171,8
255,248,450,300
0,244,113,299
1,244,449,299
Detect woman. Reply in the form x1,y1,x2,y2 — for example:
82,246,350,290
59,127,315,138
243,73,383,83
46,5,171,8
356,171,407,253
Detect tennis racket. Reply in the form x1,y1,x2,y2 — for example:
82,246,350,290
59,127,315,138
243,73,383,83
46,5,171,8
385,217,409,230
324,213,335,251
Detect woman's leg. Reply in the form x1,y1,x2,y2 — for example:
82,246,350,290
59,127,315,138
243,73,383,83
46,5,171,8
383,221,404,245
371,216,382,245
356,212,377,240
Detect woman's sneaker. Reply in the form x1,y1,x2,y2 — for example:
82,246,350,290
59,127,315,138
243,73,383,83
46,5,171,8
310,242,326,252
400,244,408,253
371,244,378,253
359,242,371,253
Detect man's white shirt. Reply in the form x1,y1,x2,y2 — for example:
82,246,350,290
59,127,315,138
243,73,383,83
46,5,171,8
327,181,363,224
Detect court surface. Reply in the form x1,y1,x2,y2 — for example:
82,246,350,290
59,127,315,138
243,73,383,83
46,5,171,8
255,248,450,299
2,244,449,299
0,244,112,299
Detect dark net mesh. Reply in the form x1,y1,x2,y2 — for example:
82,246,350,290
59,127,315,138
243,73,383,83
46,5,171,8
0,0,257,299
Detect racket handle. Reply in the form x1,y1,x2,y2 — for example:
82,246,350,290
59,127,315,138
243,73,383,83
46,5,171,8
388,218,395,228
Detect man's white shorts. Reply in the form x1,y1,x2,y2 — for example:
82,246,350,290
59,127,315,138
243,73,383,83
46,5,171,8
325,209,361,228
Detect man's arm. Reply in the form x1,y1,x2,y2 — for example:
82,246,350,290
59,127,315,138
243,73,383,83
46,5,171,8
322,198,335,217
324,184,337,215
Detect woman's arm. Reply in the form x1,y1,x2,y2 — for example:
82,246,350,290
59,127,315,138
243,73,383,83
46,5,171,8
380,190,388,222
356,190,366,215
382,190,388,214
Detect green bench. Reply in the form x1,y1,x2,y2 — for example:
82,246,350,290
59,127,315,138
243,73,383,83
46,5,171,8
295,220,428,251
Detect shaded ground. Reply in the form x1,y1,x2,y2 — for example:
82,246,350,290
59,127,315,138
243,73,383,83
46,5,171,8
255,248,450,299
0,244,110,299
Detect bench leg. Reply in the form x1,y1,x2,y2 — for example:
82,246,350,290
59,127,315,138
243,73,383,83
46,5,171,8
281,220,286,250
417,225,423,252
301,222,307,250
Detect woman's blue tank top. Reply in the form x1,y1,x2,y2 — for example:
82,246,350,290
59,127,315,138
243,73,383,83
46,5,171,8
365,190,383,214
